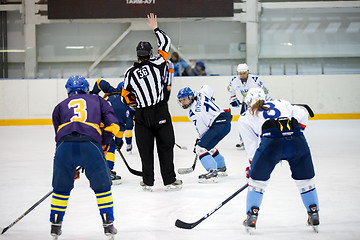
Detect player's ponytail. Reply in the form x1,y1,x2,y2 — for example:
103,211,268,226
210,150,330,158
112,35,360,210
250,100,269,116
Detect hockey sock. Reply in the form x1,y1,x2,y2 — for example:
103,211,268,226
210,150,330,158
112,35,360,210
95,189,115,221
212,150,225,168
199,153,217,171
106,144,116,170
125,130,133,144
246,189,263,214
300,188,319,212
50,191,70,222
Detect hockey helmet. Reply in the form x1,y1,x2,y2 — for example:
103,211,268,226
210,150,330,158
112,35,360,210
136,41,153,57
245,88,266,107
65,75,89,96
237,63,249,73
177,87,194,109
195,61,205,70
117,81,124,92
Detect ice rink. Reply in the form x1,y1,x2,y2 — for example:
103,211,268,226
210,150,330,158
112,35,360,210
0,120,359,240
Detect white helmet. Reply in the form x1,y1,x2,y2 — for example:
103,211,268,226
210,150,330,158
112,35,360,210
199,84,214,99
245,88,266,107
237,63,249,73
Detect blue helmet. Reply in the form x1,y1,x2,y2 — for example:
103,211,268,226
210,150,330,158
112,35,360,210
177,87,194,109
65,75,89,96
195,61,205,70
117,81,124,92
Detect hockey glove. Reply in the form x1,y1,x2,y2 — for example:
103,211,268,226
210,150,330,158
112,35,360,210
245,166,250,179
245,159,252,178
115,137,124,151
230,96,240,107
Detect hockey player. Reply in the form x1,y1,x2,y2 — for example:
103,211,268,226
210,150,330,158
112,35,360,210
177,85,232,183
50,75,119,239
238,88,320,234
90,79,135,184
228,63,271,150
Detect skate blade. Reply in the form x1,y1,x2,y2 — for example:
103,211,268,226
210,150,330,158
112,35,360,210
245,226,255,235
106,234,115,240
52,236,59,240
112,179,122,185
217,172,228,177
165,185,182,192
142,186,153,192
311,225,319,233
198,177,219,183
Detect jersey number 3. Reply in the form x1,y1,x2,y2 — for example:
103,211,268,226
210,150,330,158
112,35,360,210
68,99,88,122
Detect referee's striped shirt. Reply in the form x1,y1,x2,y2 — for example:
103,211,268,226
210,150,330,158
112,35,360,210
122,28,170,108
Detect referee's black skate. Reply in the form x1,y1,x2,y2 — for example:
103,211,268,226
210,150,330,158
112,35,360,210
165,179,183,191
50,213,62,240
101,213,117,240
140,181,153,192
243,207,259,234
110,170,122,185
198,169,218,183
307,204,320,233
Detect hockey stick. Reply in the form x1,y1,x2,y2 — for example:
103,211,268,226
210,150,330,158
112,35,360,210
1,167,82,235
293,104,314,118
175,183,248,229
178,155,198,175
116,149,143,177
175,143,188,150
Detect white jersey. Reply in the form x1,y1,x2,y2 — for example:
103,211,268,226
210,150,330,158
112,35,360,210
188,91,223,137
228,74,270,102
238,99,309,160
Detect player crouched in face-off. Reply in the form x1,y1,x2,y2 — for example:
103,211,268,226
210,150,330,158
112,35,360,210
50,75,119,239
177,85,232,183
238,88,320,234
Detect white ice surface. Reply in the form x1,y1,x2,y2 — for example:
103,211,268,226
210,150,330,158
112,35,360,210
1,120,360,240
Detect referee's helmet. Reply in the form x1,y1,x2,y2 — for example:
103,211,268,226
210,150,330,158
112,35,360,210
136,41,153,58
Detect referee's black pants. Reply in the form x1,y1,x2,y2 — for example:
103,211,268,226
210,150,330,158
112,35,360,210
135,103,176,186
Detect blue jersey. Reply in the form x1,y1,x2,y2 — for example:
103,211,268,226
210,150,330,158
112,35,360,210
107,94,134,129
52,93,119,144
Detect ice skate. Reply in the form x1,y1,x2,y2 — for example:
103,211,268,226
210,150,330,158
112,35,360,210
126,143,132,153
217,166,228,177
50,213,62,239
165,179,183,191
101,213,117,239
307,204,319,233
140,181,153,192
243,207,259,234
110,170,122,185
236,142,245,150
198,169,219,183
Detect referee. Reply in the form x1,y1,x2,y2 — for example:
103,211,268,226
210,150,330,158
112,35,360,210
121,13,182,192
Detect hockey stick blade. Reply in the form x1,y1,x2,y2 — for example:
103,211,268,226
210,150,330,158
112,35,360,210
1,227,9,234
175,219,202,229
293,104,314,118
117,149,142,177
178,167,194,175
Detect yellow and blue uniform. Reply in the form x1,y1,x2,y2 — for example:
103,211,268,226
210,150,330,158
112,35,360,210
51,93,119,223
90,78,134,169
